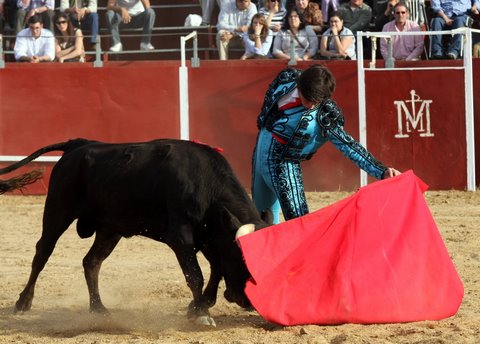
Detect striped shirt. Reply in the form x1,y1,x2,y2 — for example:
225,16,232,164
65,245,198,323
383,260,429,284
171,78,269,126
259,7,286,31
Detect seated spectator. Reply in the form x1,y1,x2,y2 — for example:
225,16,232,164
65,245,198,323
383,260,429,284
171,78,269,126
259,0,286,35
16,0,54,34
292,0,323,33
105,0,156,52
380,3,424,61
60,0,99,49
319,10,356,59
14,14,55,62
338,0,372,34
54,12,85,62
272,6,318,60
430,0,480,59
216,0,257,60
374,0,399,31
241,13,273,59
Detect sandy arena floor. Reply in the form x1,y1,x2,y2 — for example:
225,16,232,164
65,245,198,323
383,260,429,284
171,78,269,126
0,190,479,344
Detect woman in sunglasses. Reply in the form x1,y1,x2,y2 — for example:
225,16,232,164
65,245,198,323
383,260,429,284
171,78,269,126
53,12,85,63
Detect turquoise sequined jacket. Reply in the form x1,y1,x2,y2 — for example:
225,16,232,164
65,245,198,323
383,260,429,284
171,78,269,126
257,68,387,180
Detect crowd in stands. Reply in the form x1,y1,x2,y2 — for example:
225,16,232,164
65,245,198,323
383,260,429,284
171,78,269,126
1,0,479,62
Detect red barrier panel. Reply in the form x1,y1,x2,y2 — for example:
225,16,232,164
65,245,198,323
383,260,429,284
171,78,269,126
0,59,477,194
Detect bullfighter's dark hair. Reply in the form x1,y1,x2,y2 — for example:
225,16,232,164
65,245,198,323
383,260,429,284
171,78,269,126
297,64,336,103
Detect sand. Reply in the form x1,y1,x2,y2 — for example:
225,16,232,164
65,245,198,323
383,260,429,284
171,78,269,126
1,190,479,344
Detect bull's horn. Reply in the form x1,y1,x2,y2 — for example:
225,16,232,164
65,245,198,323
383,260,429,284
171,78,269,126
235,224,255,240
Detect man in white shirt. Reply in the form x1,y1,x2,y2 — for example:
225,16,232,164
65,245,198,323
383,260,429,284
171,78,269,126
216,0,256,60
14,14,55,62
106,0,156,52
60,0,99,48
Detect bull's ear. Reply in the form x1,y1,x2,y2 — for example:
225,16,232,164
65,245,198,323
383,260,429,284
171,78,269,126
235,224,255,240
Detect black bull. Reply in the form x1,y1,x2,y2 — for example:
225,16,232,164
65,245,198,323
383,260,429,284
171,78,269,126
1,138,271,326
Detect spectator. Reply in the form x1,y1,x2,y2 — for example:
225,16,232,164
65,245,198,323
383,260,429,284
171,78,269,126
53,12,85,62
14,14,55,62
106,0,156,52
380,3,424,61
258,0,286,35
60,0,99,49
430,0,480,59
321,0,340,24
272,6,318,60
241,12,273,59
319,10,356,59
15,0,54,33
338,0,372,34
293,0,323,32
374,0,399,31
216,0,257,60
252,64,401,223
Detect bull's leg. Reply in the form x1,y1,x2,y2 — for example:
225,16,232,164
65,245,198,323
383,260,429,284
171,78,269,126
82,230,122,314
15,207,73,313
198,247,223,308
168,224,215,326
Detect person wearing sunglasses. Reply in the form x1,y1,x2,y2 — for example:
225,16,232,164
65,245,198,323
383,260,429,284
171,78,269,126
14,14,55,62
380,3,424,61
59,0,99,49
53,12,85,62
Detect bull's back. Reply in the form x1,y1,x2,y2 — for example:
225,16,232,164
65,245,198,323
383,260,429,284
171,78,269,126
46,139,238,226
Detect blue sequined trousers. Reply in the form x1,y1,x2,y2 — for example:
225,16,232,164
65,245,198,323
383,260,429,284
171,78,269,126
252,129,308,224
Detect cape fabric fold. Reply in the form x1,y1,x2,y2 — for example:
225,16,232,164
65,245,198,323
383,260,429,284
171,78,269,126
238,170,463,325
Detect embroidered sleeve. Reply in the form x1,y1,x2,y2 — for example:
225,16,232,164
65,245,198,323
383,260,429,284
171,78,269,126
318,100,386,179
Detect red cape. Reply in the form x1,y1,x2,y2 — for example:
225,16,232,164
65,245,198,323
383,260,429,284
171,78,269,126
238,171,463,325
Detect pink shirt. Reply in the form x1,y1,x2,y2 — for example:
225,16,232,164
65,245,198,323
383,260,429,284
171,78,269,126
380,20,424,61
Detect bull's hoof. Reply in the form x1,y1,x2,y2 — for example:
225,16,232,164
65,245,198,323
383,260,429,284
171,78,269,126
14,299,32,314
195,315,216,327
89,305,111,316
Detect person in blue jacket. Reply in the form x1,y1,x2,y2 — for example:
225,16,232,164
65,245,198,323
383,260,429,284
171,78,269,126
252,64,401,224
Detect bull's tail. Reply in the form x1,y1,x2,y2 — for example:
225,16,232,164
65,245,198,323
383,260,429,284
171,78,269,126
0,138,93,194
0,170,44,194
